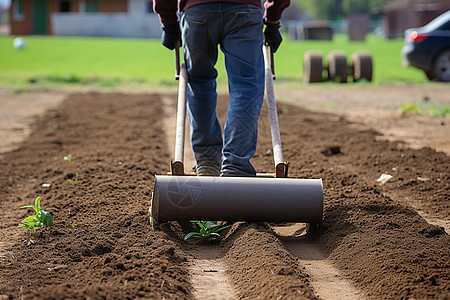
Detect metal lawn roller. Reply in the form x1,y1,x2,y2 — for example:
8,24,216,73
150,45,323,231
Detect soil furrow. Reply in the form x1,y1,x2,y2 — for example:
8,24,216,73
161,95,238,300
273,224,366,300
190,259,237,299
189,248,237,300
223,223,317,299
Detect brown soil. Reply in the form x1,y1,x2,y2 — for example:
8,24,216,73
0,91,449,299
0,89,66,154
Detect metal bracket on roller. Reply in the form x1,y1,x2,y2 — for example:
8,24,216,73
276,162,289,178
171,161,184,176
150,45,324,231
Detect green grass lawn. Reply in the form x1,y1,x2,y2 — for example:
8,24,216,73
0,34,430,91
0,36,181,90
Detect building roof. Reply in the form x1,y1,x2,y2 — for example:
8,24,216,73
383,0,450,11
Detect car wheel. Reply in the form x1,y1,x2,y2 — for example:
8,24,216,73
432,50,450,82
328,51,348,83
304,51,323,83
352,51,373,82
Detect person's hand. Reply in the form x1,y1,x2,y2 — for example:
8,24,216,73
264,21,282,53
161,22,181,50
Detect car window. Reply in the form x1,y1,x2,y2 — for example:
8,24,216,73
425,10,450,31
439,21,450,31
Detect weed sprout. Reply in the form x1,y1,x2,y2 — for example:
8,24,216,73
67,172,79,184
19,196,53,232
184,221,231,240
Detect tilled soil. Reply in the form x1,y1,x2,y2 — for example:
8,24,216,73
0,92,449,299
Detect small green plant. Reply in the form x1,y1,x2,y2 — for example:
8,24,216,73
400,103,422,115
64,154,72,163
429,105,450,117
19,196,53,232
67,172,79,184
184,221,231,240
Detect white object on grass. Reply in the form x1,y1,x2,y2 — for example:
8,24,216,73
13,37,26,50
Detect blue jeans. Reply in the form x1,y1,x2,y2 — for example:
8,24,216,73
180,3,265,176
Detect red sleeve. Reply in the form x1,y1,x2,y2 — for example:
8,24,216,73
154,0,179,25
264,0,290,23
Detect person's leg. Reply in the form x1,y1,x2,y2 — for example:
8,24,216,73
220,4,265,176
180,4,223,175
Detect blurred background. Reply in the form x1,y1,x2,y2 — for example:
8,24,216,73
0,0,449,89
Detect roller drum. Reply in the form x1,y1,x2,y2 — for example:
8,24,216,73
150,175,323,225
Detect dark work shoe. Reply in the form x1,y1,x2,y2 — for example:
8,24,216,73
196,166,220,176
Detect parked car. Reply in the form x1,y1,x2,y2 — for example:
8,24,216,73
401,10,450,82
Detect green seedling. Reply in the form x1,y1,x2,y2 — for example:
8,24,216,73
64,154,72,163
429,105,450,117
19,196,53,232
67,172,79,184
400,103,422,115
184,221,231,240
400,101,450,117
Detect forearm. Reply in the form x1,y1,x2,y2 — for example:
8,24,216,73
153,0,178,25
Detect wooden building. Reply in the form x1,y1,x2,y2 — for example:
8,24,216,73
381,0,450,38
9,0,160,38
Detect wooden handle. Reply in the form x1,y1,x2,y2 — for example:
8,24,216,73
263,45,286,177
172,63,188,175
